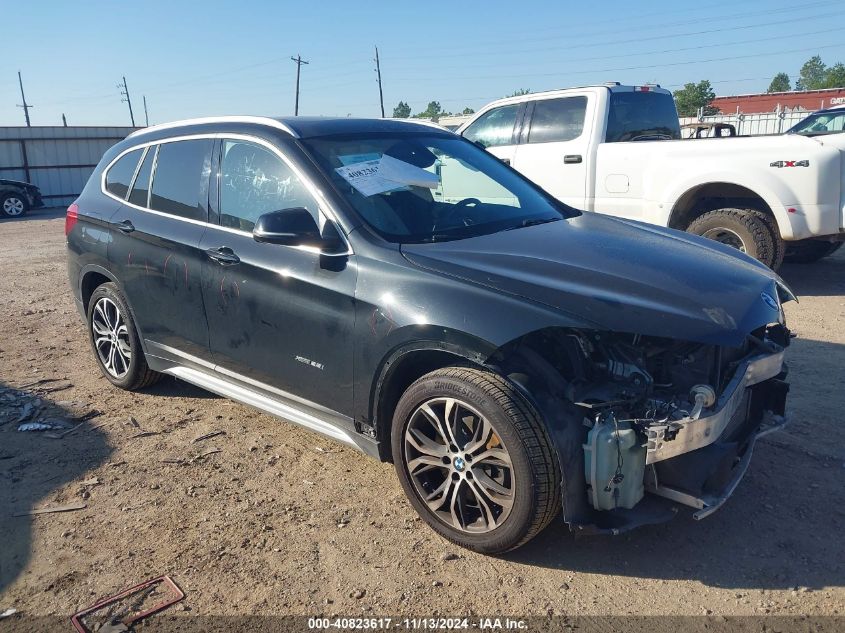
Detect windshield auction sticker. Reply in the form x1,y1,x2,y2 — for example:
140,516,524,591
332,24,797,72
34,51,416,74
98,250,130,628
335,155,439,197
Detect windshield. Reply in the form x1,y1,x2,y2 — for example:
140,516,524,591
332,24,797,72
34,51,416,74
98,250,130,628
605,91,681,142
787,110,845,135
301,132,573,243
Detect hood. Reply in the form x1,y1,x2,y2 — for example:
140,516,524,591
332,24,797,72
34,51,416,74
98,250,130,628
0,178,37,189
401,213,791,347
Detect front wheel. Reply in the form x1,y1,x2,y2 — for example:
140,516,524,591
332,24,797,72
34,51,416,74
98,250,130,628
1,192,29,218
687,208,776,268
391,367,561,554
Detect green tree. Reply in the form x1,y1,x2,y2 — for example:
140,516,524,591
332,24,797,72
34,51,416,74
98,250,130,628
462,107,475,115
796,55,827,91
822,62,845,89
767,72,791,93
392,101,411,118
505,89,531,98
414,101,443,120
673,80,719,117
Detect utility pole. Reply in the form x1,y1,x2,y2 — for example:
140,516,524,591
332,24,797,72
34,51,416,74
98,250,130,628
374,46,385,118
17,71,33,127
62,113,68,127
118,76,136,127
290,54,309,116
143,95,149,126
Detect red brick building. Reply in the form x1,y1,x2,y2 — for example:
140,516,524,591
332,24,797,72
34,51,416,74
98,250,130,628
711,87,845,114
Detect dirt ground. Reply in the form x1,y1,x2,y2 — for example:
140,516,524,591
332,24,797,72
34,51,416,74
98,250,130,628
1,207,843,626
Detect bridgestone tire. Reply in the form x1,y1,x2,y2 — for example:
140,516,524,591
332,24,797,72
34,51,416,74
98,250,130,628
687,208,776,268
391,367,561,554
783,240,842,264
87,283,162,391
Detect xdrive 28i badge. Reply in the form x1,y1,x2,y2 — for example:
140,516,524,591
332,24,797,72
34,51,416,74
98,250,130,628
761,291,779,311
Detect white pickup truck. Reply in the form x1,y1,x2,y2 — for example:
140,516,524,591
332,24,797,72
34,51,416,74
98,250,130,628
453,83,845,268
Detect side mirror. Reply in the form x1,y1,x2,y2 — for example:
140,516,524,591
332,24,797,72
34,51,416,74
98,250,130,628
253,208,323,247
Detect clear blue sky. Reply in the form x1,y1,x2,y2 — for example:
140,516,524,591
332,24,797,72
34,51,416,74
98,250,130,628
3,0,845,126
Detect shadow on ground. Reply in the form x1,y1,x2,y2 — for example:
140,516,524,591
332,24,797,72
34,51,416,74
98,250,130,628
0,206,66,224
778,247,845,298
0,380,112,594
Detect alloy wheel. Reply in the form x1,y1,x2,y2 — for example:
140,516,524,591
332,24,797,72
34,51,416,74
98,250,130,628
403,397,515,533
3,196,25,216
92,297,132,378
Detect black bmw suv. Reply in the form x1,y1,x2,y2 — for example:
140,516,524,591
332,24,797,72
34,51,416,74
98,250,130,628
68,116,792,553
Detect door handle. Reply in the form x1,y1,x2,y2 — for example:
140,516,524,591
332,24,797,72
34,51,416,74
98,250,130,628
500,157,511,165
563,155,583,164
115,219,135,234
205,246,240,265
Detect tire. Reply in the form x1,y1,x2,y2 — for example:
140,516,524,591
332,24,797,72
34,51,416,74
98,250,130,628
1,192,29,218
749,210,785,271
783,240,842,264
87,282,161,390
686,208,775,268
391,367,561,554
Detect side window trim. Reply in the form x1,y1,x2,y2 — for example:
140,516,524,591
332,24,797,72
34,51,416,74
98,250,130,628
124,146,149,201
515,102,533,145
99,133,352,255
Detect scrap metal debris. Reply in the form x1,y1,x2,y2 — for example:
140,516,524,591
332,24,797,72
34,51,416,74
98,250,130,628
1,381,100,435
18,420,72,432
0,608,17,619
71,576,184,633
12,502,87,517
191,430,225,443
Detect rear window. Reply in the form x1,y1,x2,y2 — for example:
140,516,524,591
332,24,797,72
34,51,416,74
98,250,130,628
149,139,213,221
605,91,680,143
105,149,143,199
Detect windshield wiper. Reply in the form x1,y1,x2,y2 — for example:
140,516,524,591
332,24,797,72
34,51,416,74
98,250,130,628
506,217,561,231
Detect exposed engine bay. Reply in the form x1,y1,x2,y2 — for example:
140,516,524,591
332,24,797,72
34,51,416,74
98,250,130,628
499,323,790,532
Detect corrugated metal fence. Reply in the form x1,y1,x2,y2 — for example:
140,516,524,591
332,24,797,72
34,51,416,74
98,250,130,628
0,126,138,208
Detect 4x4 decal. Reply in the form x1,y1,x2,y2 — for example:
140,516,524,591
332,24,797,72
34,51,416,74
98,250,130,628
770,160,809,168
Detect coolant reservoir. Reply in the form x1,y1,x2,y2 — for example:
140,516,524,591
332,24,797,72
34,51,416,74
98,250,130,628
583,417,646,511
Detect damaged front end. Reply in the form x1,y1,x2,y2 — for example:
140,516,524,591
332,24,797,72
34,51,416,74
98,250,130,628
499,321,791,535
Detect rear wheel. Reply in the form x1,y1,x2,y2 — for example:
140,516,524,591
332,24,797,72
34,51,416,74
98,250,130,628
87,283,162,390
784,240,842,264
1,192,28,218
391,367,560,554
686,208,775,268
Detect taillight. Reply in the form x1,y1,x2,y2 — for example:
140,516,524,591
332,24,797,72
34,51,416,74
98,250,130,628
65,203,79,236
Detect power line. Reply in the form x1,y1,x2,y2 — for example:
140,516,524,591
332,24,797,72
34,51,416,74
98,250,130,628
374,46,385,118
118,76,136,127
17,71,33,127
291,54,309,116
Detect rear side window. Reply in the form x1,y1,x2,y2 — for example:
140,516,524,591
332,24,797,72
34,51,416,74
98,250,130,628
527,97,587,143
105,149,143,199
128,147,155,208
605,91,681,143
149,139,213,221
462,104,519,148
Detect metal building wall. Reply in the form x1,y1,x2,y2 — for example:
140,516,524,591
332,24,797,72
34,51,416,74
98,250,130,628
0,126,138,208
